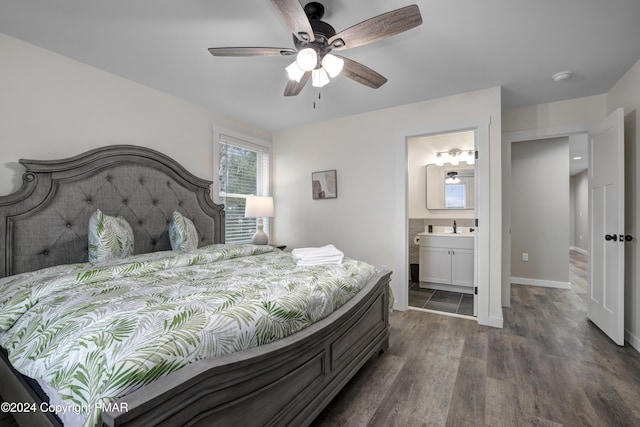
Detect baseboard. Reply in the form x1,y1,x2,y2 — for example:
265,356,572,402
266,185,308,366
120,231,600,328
625,329,640,353
511,277,571,290
570,246,588,255
487,315,504,328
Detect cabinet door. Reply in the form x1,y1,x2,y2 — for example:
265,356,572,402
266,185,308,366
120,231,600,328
419,247,452,284
452,248,474,287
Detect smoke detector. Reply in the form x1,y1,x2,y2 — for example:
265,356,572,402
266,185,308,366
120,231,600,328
552,71,573,82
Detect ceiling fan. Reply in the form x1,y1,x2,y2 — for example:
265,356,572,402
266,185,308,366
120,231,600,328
208,0,422,96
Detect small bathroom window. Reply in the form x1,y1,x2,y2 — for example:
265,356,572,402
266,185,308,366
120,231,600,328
445,184,466,209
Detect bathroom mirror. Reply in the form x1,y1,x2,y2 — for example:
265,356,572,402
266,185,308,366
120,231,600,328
426,164,475,210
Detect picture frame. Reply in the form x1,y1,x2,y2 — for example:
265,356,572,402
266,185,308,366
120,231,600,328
312,170,337,199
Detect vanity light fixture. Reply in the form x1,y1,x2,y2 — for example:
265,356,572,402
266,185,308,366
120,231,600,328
434,148,474,166
466,150,475,165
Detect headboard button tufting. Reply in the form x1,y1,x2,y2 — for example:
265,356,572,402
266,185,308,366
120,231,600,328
66,222,72,228
122,199,128,205
43,250,49,256
106,175,112,182
151,239,157,245
86,197,92,203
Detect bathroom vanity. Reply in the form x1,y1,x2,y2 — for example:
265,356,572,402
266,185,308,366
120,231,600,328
417,233,474,293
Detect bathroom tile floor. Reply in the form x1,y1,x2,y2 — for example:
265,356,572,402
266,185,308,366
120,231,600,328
408,282,474,316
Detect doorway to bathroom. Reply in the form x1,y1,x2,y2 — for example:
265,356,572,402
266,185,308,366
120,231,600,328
407,130,478,318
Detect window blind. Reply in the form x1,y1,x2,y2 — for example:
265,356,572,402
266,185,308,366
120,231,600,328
218,133,270,244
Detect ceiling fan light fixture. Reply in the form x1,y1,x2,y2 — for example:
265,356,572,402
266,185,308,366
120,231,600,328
311,67,330,88
286,61,305,82
321,54,344,78
445,171,460,184
296,48,318,72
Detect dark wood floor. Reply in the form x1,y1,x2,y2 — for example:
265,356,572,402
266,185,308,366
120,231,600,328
312,251,640,426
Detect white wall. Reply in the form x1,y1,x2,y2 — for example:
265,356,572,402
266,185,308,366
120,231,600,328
0,32,269,196
510,137,570,286
272,87,503,326
607,57,640,350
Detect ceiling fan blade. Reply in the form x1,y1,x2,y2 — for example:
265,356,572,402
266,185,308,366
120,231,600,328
271,0,315,43
284,72,311,96
208,47,296,57
338,56,388,89
328,5,422,51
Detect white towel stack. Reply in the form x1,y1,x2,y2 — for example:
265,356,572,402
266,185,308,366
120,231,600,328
292,244,344,266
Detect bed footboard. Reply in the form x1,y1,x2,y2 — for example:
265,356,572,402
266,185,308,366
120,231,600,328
102,270,391,427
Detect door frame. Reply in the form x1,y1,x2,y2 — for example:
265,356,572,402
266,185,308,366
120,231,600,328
397,117,491,326
502,125,588,307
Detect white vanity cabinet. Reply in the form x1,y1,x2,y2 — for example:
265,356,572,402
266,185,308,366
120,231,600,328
418,234,474,290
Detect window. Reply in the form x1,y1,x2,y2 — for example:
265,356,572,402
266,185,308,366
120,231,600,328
445,184,466,209
214,130,271,244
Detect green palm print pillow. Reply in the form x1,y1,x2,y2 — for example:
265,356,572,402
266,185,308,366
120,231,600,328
169,211,198,252
88,209,134,263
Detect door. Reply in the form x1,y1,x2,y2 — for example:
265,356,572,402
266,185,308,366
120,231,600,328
452,248,475,287
588,108,625,345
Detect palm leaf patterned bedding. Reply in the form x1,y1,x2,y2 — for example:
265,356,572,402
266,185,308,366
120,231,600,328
0,244,377,427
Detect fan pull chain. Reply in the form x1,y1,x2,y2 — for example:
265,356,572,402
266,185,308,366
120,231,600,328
313,90,321,109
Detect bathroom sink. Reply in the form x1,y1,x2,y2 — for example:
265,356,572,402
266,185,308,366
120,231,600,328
417,231,474,237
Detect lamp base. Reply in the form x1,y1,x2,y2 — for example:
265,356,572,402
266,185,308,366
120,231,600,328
251,230,269,245
251,219,269,245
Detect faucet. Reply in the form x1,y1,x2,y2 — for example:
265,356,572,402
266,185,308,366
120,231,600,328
453,220,457,234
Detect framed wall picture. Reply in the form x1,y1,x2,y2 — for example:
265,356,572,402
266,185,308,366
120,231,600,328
312,170,337,199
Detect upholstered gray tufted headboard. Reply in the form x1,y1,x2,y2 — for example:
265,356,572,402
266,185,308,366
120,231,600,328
0,145,225,277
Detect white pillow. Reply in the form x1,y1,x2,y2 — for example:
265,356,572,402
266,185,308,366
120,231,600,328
88,209,134,263
169,211,198,252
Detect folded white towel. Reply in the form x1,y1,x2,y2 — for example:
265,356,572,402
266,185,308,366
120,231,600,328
295,255,344,266
292,244,344,265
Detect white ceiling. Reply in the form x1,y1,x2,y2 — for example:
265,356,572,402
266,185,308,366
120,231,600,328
1,0,639,132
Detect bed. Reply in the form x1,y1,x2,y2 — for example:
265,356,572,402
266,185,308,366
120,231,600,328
0,145,391,426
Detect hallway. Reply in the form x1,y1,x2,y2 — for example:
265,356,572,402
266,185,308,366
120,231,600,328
313,250,640,426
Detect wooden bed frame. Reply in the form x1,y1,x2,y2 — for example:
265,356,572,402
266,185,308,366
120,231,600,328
0,145,391,426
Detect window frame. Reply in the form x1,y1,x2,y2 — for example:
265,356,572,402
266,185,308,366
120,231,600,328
213,127,272,244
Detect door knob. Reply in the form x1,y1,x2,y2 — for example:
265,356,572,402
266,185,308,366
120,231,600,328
605,234,618,241
625,235,634,242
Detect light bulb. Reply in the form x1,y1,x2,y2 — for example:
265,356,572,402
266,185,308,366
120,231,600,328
296,48,317,72
450,157,459,166
435,153,444,166
466,150,475,165
321,54,344,78
312,68,330,88
286,61,305,82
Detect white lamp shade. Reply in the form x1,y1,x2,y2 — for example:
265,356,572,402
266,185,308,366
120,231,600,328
321,54,344,78
311,68,330,88
296,48,317,72
244,196,274,218
286,61,305,82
